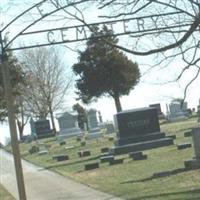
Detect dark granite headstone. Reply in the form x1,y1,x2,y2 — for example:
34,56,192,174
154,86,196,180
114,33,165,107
52,154,69,161
101,147,109,153
177,143,192,150
115,107,160,139
59,141,66,146
111,107,174,155
108,137,114,141
109,158,124,165
184,131,192,137
149,103,162,115
167,135,176,140
129,151,147,161
30,118,54,139
78,150,91,157
85,162,99,170
129,151,142,158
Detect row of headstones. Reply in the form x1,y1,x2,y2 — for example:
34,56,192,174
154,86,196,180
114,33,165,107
150,101,192,121
52,129,198,170
29,118,115,142
28,131,197,173
57,109,114,137
29,107,116,140
28,135,115,156
51,149,148,170
84,133,196,171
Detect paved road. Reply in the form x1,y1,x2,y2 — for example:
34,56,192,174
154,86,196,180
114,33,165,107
0,149,123,200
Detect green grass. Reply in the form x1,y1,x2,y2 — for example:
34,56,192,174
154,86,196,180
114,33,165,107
6,117,200,199
0,184,15,200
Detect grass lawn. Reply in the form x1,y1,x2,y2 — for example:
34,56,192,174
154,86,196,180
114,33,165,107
0,184,15,200
6,117,200,199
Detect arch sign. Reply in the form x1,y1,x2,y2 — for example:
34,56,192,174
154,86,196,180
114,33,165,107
1,0,188,52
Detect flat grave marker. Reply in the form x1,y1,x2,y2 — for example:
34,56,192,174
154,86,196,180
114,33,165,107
78,150,91,157
184,131,192,137
101,147,109,153
177,143,192,150
65,145,74,150
109,158,124,165
100,155,114,163
85,162,99,170
129,151,147,160
52,154,69,161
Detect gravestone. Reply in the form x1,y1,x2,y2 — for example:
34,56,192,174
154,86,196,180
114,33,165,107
129,151,147,160
149,103,165,119
85,162,99,170
110,107,174,155
167,99,188,121
59,140,66,146
52,154,69,161
184,131,192,137
167,135,176,140
177,143,192,150
87,109,102,139
57,112,82,139
108,136,114,141
109,158,124,165
87,109,98,129
78,150,91,157
184,128,200,169
100,155,114,163
101,147,109,153
105,123,115,134
38,150,48,155
30,118,54,139
64,145,74,150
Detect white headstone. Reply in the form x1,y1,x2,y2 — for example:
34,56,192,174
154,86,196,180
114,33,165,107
57,112,81,139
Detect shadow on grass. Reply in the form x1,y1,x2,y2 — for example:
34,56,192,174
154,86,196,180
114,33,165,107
128,188,200,200
38,155,100,171
121,167,194,184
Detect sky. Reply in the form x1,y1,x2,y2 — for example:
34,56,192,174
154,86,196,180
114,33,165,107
1,1,200,144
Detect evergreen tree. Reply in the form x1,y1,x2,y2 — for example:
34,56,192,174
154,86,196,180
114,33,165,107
73,103,88,130
73,25,140,112
0,52,25,121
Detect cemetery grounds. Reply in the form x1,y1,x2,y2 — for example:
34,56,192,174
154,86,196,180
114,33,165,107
5,117,200,200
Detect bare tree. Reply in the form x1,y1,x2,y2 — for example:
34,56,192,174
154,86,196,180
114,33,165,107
94,0,200,100
15,95,31,140
20,46,73,134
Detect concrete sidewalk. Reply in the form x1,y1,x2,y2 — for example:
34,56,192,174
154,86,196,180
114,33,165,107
0,149,123,200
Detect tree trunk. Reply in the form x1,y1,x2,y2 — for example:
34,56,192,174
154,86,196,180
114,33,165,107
16,120,24,140
49,106,56,135
113,93,122,112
